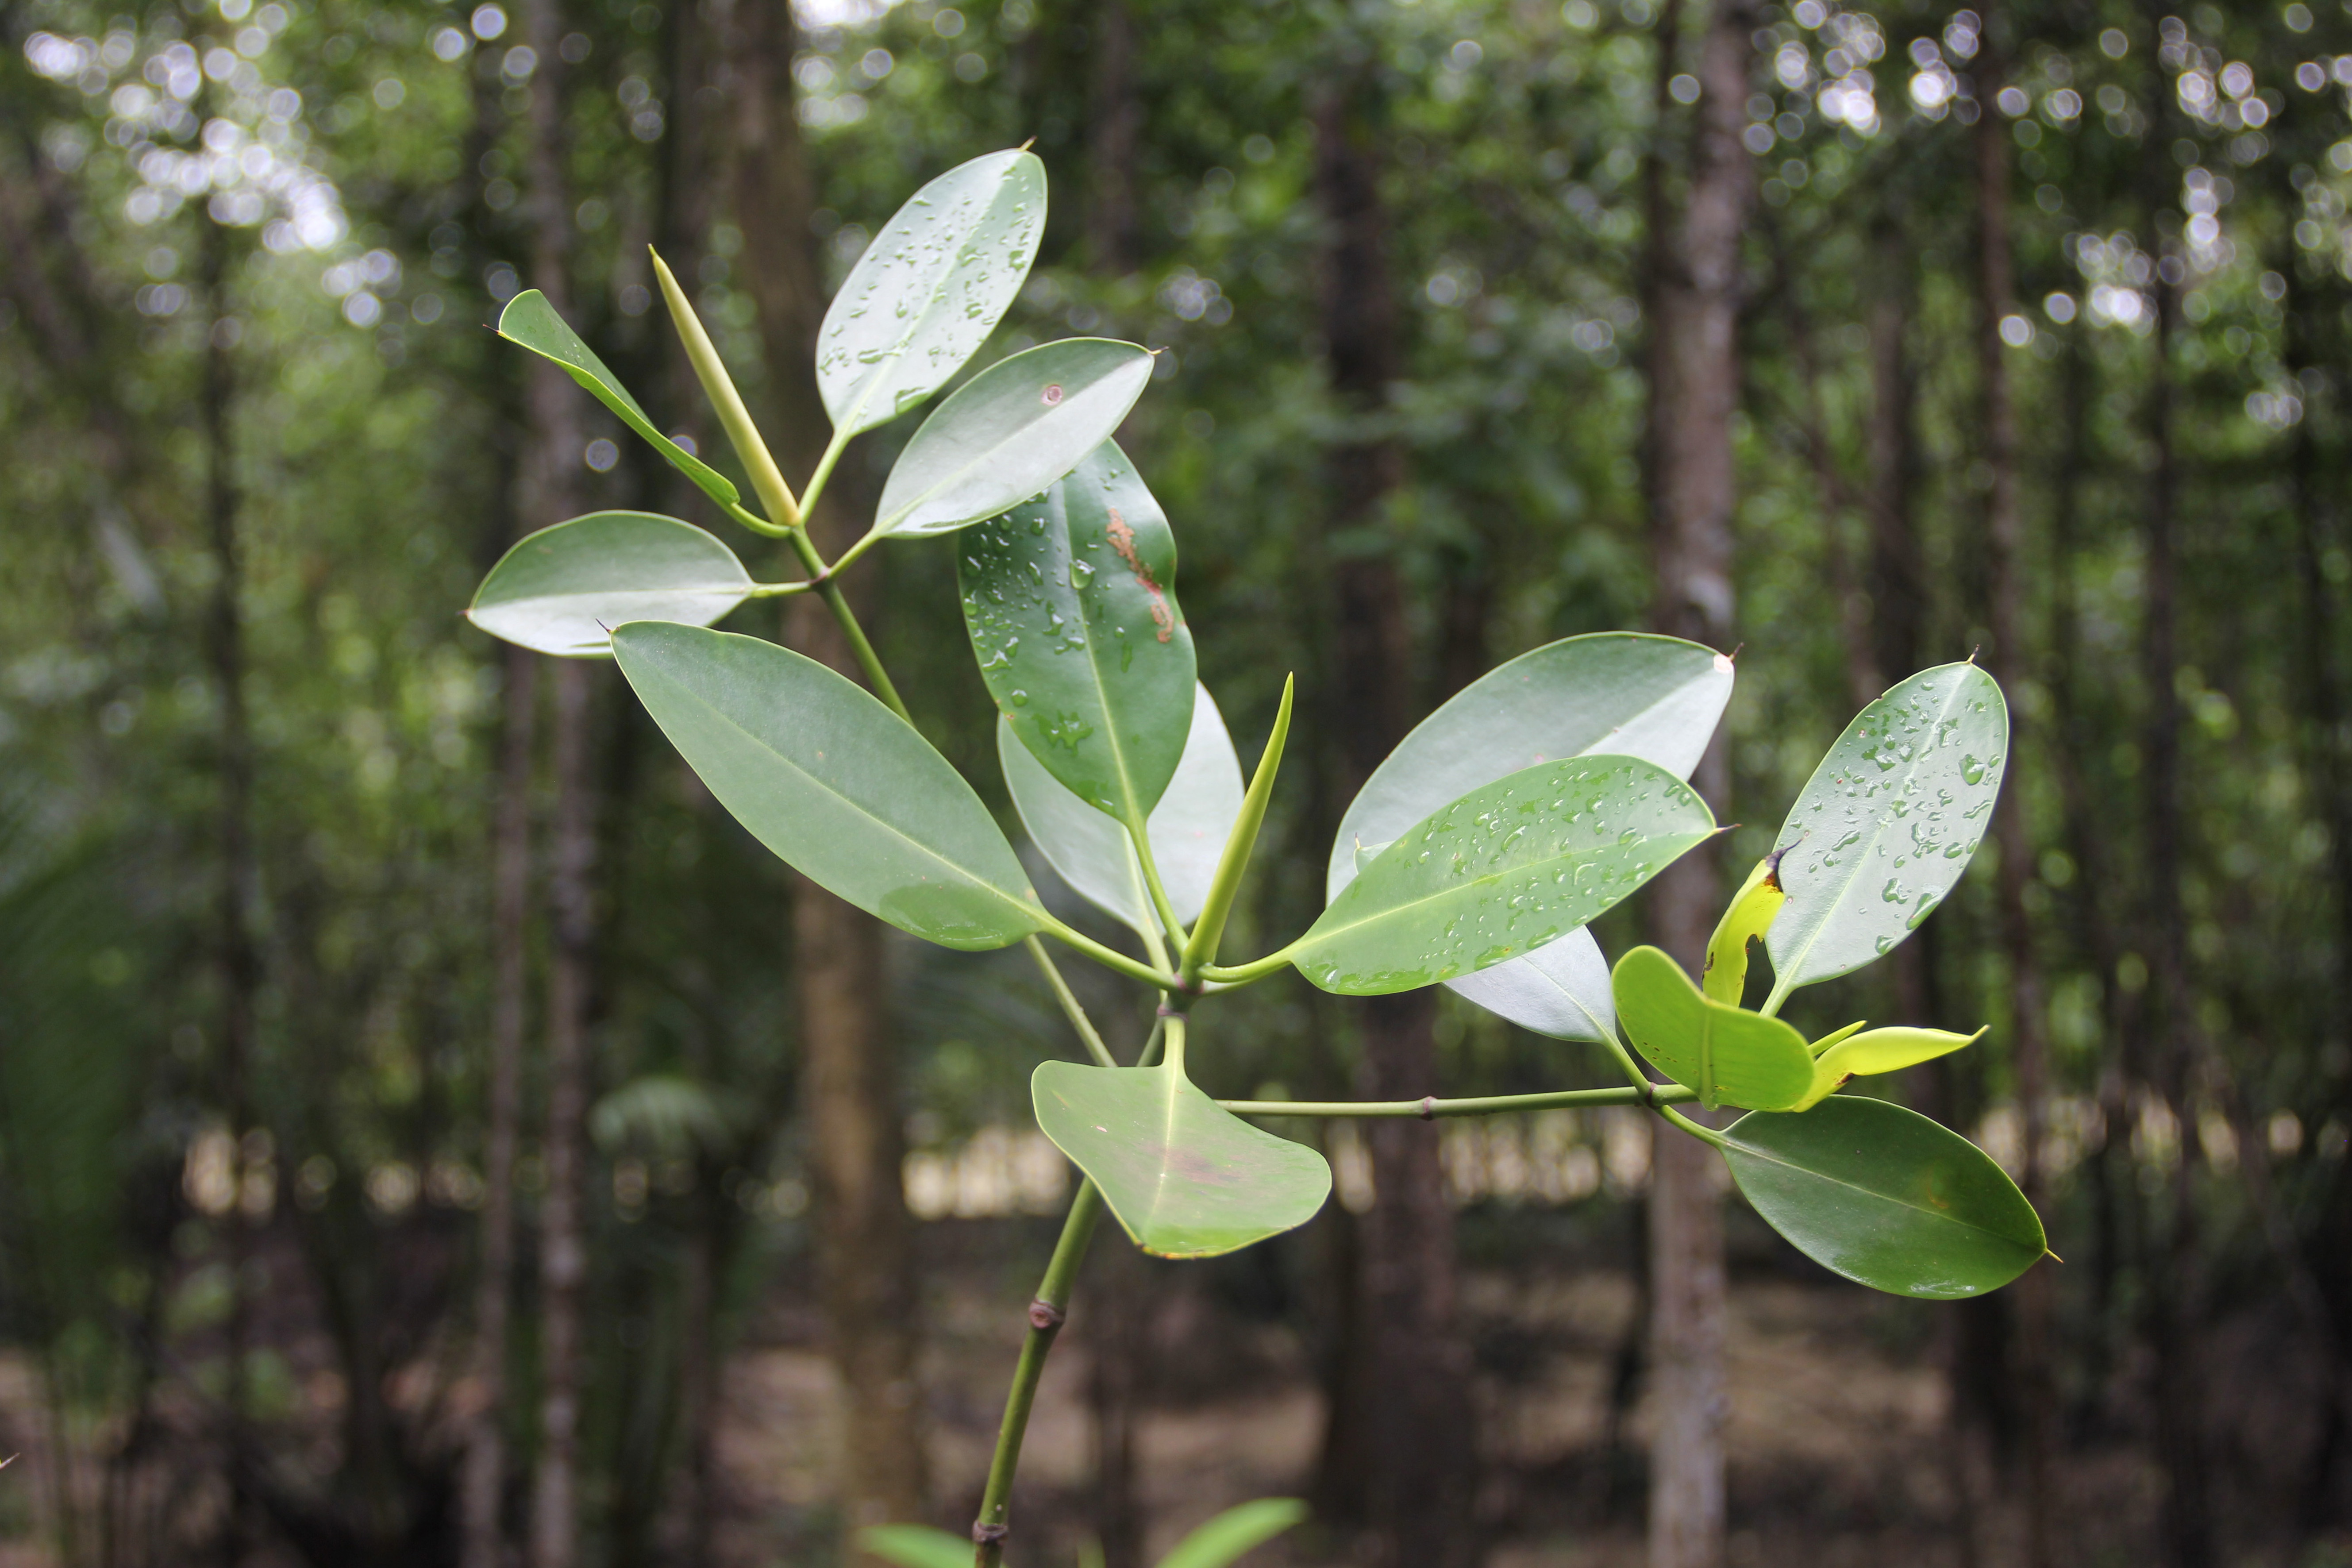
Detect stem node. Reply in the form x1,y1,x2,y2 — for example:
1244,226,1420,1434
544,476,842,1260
1025,1298,1066,1332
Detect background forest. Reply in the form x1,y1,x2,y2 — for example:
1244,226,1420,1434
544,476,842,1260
0,0,2344,1563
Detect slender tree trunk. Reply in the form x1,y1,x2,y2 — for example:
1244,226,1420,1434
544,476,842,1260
1306,76,1475,1568
2138,116,2212,1559
1087,0,1141,275
465,643,535,1568
1972,23,2057,1565
520,1,592,1561
728,4,928,1550
199,208,259,1568
1642,4,1754,1565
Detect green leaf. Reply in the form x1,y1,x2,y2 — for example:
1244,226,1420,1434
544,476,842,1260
497,291,741,511
1324,633,1731,1029
876,339,1156,538
1797,1025,1985,1110
1032,1062,1331,1258
1328,632,1732,902
959,442,1196,824
1290,755,1716,996
1156,1499,1312,1568
1766,663,2008,998
1721,1094,2046,1299
1612,945,1815,1111
611,622,1046,950
1000,682,1243,944
466,512,752,658
854,1525,970,1568
1443,927,1614,1043
1701,853,1786,1006
816,148,1047,437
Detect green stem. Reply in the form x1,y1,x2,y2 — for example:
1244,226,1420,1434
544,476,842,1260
1197,949,1296,988
1128,817,1191,953
1218,1083,1699,1118
1655,1099,1731,1149
1760,976,1794,1017
744,580,814,598
797,421,855,523
723,499,793,539
972,1179,1105,1568
1041,919,1182,992
1023,936,1116,1070
778,523,911,723
1179,676,1292,986
827,522,888,581
1163,1012,1187,1079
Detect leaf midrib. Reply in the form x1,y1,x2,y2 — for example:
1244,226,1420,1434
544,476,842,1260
1725,1122,2038,1252
1308,819,1701,952
638,652,1037,921
1772,671,1982,986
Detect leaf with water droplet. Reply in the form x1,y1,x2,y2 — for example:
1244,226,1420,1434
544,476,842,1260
816,148,1047,437
468,511,751,658
875,339,1155,538
958,442,1194,830
1765,663,2008,998
1324,634,1733,1029
1290,755,1715,996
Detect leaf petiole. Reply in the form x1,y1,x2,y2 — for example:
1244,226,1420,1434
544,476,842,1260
1022,936,1117,1070
723,499,794,539
1041,918,1183,992
1197,948,1296,988
744,581,815,599
1128,817,1192,954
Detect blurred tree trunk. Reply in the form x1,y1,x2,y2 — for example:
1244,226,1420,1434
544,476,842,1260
1088,1241,1144,1568
463,643,535,1568
1972,22,2056,1566
2136,30,2211,1558
1088,0,1141,275
197,204,258,1568
520,0,593,1562
1641,1,1756,1564
2289,253,2352,1528
728,2,930,1553
1307,73,1475,1568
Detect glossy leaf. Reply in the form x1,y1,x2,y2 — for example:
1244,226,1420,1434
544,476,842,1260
1443,927,1614,1043
1327,632,1732,902
497,291,740,510
816,149,1047,437
854,1525,967,1568
1702,853,1786,1006
1324,633,1732,1030
1032,1062,1331,1258
611,623,1046,950
1157,1499,1312,1568
876,339,1155,538
1766,663,2008,996
467,512,751,657
1001,682,1244,942
1290,755,1715,996
1722,1094,2046,1299
1798,1025,1985,1110
959,442,1196,824
1612,945,1814,1112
